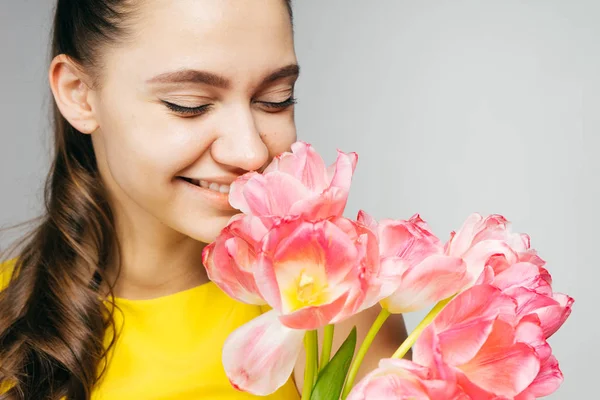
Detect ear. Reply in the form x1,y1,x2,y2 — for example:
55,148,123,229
48,54,99,134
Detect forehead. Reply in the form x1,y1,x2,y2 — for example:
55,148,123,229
103,0,296,84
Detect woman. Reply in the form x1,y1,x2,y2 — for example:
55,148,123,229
0,0,408,398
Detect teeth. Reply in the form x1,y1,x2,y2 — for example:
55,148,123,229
186,178,230,194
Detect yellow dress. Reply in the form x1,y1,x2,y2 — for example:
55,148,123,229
0,261,300,399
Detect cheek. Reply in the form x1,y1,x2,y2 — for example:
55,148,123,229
95,98,207,197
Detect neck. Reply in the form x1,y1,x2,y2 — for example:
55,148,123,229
106,206,209,301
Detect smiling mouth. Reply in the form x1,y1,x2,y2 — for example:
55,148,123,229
178,177,231,194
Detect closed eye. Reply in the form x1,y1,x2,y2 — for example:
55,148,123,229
161,96,297,117
162,100,211,116
258,96,297,110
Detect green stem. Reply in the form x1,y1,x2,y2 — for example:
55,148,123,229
314,330,319,382
302,330,319,400
341,308,391,400
319,324,335,372
391,297,453,359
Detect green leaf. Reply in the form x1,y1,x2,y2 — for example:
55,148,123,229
310,326,357,400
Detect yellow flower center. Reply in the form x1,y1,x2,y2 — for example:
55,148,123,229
284,270,329,312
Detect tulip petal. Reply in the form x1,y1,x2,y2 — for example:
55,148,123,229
231,143,356,220
348,359,468,400
504,287,556,315
462,240,518,285
458,319,540,397
522,355,563,398
228,172,259,214
472,215,518,245
347,373,431,400
515,314,551,361
222,310,305,396
278,291,350,329
445,213,484,256
460,342,540,397
283,220,355,285
536,293,574,338
454,372,498,400
334,218,384,312
378,358,434,379
377,218,442,263
363,266,399,313
381,255,467,313
433,285,517,365
298,143,330,190
474,265,495,285
288,185,348,219
256,218,359,315
257,220,316,311
378,256,410,285
347,360,431,400
446,214,530,261
202,222,265,305
519,250,547,270
493,262,552,294
328,149,358,189
270,141,329,191
433,285,516,333
227,213,271,242
437,317,497,367
503,287,573,337
413,324,441,371
223,238,266,303
356,210,379,234
245,172,313,216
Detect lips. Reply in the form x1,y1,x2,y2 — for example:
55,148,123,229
179,177,231,194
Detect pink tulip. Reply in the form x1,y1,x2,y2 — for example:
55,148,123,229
413,284,564,399
202,214,268,305
358,211,468,313
445,214,530,256
445,214,533,285
229,141,358,220
490,263,574,338
216,216,386,395
222,310,305,396
490,262,574,338
347,359,470,400
446,214,574,338
516,355,564,399
257,216,383,330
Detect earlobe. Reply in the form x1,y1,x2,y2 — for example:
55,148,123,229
48,54,99,134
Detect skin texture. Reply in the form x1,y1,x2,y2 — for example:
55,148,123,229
48,0,408,392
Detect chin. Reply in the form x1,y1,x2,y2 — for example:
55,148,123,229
177,213,238,243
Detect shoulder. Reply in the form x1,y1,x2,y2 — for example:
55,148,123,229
0,259,16,291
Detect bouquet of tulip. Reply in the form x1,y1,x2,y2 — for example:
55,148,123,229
202,142,573,399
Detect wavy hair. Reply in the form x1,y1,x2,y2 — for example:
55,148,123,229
0,1,294,399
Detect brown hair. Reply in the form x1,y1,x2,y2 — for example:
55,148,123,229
0,1,293,399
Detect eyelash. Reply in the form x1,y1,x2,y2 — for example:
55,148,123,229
162,96,297,116
260,96,298,110
162,101,211,116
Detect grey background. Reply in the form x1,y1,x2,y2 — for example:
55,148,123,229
1,1,597,398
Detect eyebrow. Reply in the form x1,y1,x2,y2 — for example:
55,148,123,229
146,64,300,88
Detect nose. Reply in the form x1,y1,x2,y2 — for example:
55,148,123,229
211,105,269,172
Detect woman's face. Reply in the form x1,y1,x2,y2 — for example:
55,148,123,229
89,0,298,242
